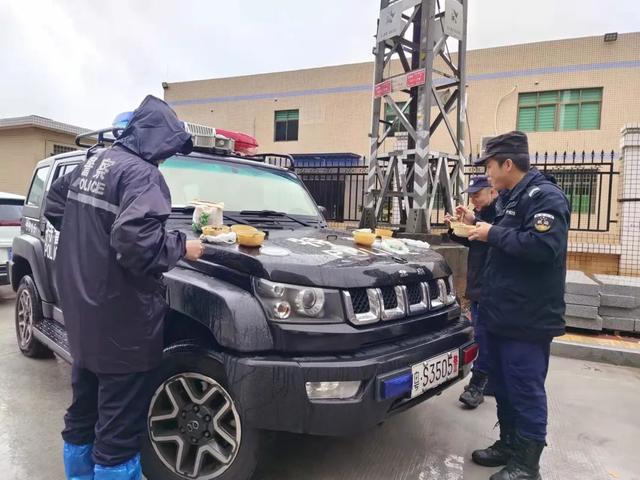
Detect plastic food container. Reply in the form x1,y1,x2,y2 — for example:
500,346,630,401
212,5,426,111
201,225,230,236
353,229,377,246
375,228,394,238
237,231,266,248
231,225,258,234
451,222,475,238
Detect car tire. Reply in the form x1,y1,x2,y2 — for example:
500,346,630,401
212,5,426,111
142,348,263,480
15,276,53,358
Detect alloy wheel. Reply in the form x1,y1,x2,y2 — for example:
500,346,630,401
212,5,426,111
17,289,33,349
148,373,242,479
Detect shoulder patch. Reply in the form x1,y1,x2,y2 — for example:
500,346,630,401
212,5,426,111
533,212,554,232
528,186,541,198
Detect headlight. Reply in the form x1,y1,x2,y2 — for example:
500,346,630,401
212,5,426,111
253,278,344,323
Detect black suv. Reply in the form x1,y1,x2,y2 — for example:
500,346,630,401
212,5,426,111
10,139,475,480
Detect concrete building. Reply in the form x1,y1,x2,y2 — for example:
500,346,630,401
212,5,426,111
165,32,640,158
0,116,89,195
165,33,639,276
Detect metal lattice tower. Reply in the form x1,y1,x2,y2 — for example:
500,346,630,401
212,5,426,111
360,0,469,233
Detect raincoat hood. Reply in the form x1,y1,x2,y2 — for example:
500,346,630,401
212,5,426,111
115,95,193,163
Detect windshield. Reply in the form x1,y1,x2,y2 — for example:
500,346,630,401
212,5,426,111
160,156,320,217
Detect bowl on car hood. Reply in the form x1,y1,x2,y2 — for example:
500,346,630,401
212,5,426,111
191,228,451,289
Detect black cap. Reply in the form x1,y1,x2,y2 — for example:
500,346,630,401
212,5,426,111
475,131,530,166
462,175,491,193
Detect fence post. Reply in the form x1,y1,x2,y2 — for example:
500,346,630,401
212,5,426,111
619,123,640,276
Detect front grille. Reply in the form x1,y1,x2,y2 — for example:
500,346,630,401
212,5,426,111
348,288,370,314
406,284,422,305
429,280,440,300
345,279,452,326
381,287,398,309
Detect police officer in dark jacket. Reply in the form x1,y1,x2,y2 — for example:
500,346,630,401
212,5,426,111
445,175,497,409
45,95,205,480
468,131,569,480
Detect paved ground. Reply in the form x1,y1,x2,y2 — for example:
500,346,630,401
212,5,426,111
0,290,639,480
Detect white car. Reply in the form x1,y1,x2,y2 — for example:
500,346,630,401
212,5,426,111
0,192,24,285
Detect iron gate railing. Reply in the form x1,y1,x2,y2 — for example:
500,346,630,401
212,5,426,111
283,150,618,232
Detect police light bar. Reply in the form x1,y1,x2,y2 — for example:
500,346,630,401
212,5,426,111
182,121,235,153
77,111,257,156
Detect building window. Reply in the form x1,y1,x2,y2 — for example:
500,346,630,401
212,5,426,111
274,110,299,142
517,88,602,132
551,169,598,214
384,101,407,135
51,144,76,156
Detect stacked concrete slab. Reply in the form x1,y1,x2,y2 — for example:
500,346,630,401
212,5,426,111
593,275,640,333
564,270,602,331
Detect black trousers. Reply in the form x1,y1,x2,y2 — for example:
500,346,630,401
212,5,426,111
486,331,551,443
61,364,154,466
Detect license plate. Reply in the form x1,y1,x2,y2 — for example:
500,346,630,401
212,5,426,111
411,349,459,398
0,248,8,263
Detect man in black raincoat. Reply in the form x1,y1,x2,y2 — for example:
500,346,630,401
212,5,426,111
45,95,204,479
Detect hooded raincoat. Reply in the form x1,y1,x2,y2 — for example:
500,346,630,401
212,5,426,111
45,95,193,373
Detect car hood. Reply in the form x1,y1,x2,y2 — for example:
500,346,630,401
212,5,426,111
186,227,451,289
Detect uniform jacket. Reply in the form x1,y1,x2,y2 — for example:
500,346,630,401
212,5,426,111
448,199,497,302
480,169,570,341
44,95,192,373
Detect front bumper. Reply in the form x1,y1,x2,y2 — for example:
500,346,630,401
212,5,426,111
225,317,473,436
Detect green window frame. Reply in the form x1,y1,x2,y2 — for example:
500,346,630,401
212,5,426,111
274,109,299,142
551,169,598,214
517,88,602,132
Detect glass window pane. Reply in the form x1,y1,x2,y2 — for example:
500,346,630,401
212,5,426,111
0,202,23,222
537,105,556,131
275,121,287,141
518,93,537,106
559,104,579,130
580,88,602,102
561,90,580,103
579,103,601,130
287,120,299,141
26,166,50,206
517,107,536,132
538,91,558,104
275,109,299,121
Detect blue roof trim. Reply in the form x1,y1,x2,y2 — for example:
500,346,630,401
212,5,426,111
169,60,640,107
170,84,371,106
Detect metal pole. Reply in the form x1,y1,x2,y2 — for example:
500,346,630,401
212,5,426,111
406,0,436,233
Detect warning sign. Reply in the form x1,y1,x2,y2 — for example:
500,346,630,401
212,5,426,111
444,0,464,41
374,69,426,98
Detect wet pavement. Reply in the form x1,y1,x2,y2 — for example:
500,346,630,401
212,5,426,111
0,292,639,480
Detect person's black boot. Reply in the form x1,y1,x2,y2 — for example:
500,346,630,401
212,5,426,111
490,433,544,480
459,371,488,408
472,423,515,467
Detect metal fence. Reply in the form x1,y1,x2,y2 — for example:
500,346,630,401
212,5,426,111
288,150,619,233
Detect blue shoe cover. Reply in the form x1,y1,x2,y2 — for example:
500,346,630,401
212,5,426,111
94,454,142,480
64,442,95,480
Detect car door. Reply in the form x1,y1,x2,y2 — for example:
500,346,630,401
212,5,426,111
22,161,52,253
43,160,81,310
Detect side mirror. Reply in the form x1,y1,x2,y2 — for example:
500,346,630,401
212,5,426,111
318,206,328,218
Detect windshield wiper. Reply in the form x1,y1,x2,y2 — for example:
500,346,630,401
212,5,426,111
239,210,311,227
